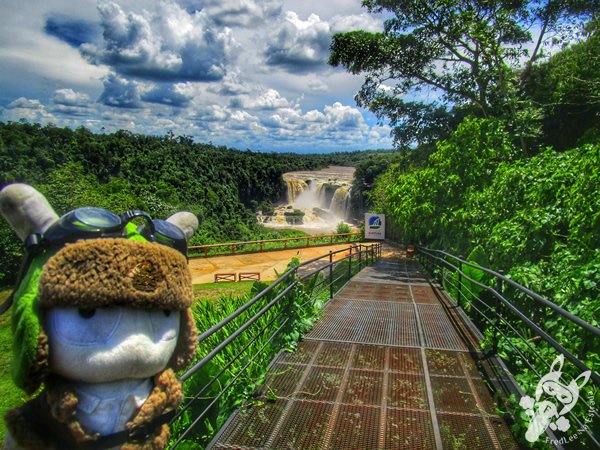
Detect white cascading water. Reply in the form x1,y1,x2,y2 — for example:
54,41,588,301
259,166,355,231
329,186,350,220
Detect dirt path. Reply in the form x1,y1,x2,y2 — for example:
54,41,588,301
188,244,355,285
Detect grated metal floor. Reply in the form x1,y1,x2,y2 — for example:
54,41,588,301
210,248,520,449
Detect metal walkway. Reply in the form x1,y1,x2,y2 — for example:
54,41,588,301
209,248,520,449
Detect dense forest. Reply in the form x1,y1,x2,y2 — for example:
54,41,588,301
0,123,389,285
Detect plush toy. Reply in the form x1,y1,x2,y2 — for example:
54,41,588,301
0,183,199,449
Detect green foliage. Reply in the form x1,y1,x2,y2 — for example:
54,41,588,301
334,222,351,234
382,116,518,247
377,115,599,444
0,291,26,441
283,209,305,224
330,1,597,152
526,20,600,150
0,122,384,285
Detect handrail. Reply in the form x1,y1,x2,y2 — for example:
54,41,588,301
188,232,362,257
170,242,383,447
418,247,600,384
416,245,600,447
419,248,600,339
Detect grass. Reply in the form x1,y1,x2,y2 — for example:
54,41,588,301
193,281,263,303
0,289,26,441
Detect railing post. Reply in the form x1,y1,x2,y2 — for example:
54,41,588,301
456,256,463,308
348,246,352,280
491,270,505,354
329,251,334,300
232,243,236,255
358,246,362,270
260,241,263,253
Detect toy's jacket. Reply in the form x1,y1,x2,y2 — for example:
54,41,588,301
5,369,182,450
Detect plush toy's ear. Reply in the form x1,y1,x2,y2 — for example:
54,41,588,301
0,184,57,394
166,212,198,241
0,184,58,241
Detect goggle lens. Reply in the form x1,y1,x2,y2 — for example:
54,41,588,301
153,219,185,244
71,207,121,231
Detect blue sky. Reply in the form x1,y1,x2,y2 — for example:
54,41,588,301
0,0,394,152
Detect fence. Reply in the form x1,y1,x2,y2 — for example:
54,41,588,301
188,232,363,257
417,246,600,448
168,243,382,448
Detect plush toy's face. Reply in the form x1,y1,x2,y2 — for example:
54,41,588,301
46,306,181,383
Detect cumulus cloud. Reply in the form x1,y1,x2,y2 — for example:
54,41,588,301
206,72,252,96
330,13,382,33
1,97,57,123
194,0,282,27
50,89,92,116
80,0,237,82
99,72,141,108
323,102,363,129
53,88,91,106
141,83,193,106
44,14,101,48
190,104,230,122
240,89,291,110
229,110,259,130
265,12,331,72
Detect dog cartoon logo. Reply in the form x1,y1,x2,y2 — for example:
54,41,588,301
520,355,591,442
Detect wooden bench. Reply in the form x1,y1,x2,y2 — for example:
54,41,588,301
238,272,260,282
214,273,236,283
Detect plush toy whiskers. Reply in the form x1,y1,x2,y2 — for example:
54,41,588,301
0,184,199,449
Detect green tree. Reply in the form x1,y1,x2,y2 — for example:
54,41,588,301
329,0,597,152
334,222,352,234
526,19,600,150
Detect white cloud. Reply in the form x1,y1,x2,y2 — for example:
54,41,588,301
264,11,331,71
307,79,329,92
1,97,57,123
196,0,282,27
241,89,292,110
330,13,382,33
53,88,91,106
206,72,253,96
80,0,238,82
323,102,364,129
141,82,193,106
0,0,395,152
99,72,142,108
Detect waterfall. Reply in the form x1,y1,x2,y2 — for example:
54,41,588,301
286,180,308,204
330,186,350,220
272,167,356,231
294,180,320,211
344,187,352,220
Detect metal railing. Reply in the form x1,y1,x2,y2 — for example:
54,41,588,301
417,247,600,448
168,242,382,448
188,232,362,257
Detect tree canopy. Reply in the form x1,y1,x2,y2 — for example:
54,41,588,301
330,0,598,151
